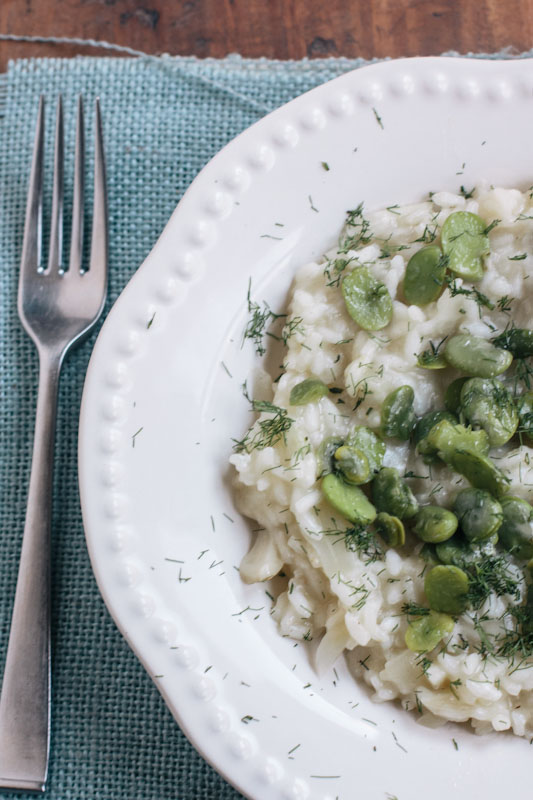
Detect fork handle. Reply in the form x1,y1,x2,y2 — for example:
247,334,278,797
0,350,61,792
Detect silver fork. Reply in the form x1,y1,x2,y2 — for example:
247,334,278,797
0,96,107,792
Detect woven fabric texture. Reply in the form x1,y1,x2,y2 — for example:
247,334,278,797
0,53,372,800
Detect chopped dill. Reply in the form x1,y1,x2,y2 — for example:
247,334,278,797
467,555,521,610
372,107,384,129
509,253,527,261
242,279,286,355
324,524,382,564
321,161,330,171
459,185,475,199
445,276,494,316
484,218,501,235
233,386,294,453
338,203,373,254
401,603,430,617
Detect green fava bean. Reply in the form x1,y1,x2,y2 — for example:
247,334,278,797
375,512,405,547
444,334,513,378
420,543,440,567
290,377,329,406
334,446,370,485
498,496,533,560
414,506,458,543
423,419,489,462
449,449,510,497
322,473,377,525
403,245,446,306
345,426,386,474
425,564,470,615
417,349,447,370
460,378,518,446
405,610,455,653
441,211,490,281
380,385,417,440
445,377,469,414
436,534,499,568
493,328,533,359
453,488,503,542
372,467,418,520
342,267,393,331
317,436,344,478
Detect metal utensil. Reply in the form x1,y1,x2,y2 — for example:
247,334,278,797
0,95,107,792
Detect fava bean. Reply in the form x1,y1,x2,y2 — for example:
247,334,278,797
414,505,458,543
403,245,446,306
342,266,393,331
290,377,329,406
422,419,489,462
404,610,455,653
498,496,533,560
372,467,418,520
453,488,503,542
345,426,386,474
322,473,377,525
424,564,470,615
316,436,344,478
334,445,370,485
444,334,513,378
460,378,518,446
436,533,499,568
380,385,417,440
441,211,490,281
493,327,533,359
417,347,448,370
375,512,405,547
448,449,510,497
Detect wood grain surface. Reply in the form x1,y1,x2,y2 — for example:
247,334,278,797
0,0,532,71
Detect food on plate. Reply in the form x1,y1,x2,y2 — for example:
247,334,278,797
230,185,533,737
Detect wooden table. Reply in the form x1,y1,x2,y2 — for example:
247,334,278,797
1,0,532,71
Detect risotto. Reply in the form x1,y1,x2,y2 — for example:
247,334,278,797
230,185,533,737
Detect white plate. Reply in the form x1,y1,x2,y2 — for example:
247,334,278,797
79,57,533,800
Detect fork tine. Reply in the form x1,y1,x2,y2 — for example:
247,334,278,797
88,98,108,290
19,96,45,278
69,96,84,274
47,96,64,273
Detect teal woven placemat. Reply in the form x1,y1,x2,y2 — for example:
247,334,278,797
0,53,374,800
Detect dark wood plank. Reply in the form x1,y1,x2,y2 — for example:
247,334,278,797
1,0,533,72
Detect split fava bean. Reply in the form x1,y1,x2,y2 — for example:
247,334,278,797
334,445,370,485
424,564,470,615
441,211,490,281
289,377,329,406
460,378,518,446
345,426,386,474
342,266,393,331
453,487,503,542
404,610,455,653
417,347,447,370
493,327,533,359
380,385,416,440
321,472,377,525
498,496,533,560
444,334,513,378
449,449,510,497
375,512,405,547
414,505,458,543
403,245,446,306
317,436,344,477
423,419,489,461
372,467,418,520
